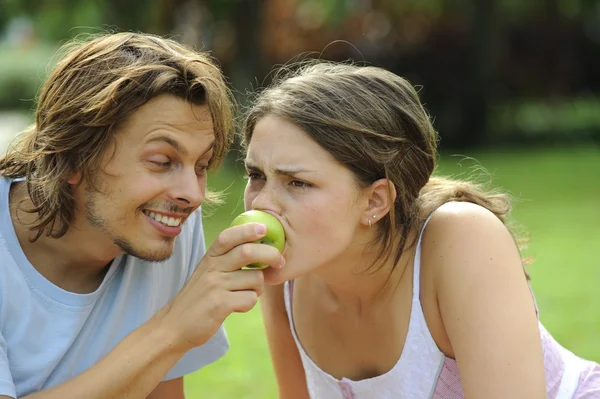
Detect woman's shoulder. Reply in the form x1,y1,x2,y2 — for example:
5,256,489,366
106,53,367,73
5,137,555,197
417,201,535,362
419,200,525,288
422,201,514,248
428,200,501,222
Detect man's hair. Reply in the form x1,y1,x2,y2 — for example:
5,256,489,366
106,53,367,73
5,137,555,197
0,32,235,241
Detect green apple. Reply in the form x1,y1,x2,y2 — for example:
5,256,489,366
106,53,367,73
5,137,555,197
230,210,286,269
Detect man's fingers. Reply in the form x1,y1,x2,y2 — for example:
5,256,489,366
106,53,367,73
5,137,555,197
209,223,266,256
196,223,284,276
225,269,265,296
218,243,284,272
229,290,260,313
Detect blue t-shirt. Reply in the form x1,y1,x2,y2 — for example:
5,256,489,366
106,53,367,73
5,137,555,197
0,178,229,398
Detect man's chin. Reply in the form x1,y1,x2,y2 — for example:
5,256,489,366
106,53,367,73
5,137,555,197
116,238,175,263
133,250,174,263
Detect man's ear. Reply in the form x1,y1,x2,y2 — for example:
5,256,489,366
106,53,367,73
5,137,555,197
361,178,396,227
67,171,82,185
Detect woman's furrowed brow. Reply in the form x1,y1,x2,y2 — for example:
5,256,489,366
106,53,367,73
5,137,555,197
273,166,316,177
245,161,315,177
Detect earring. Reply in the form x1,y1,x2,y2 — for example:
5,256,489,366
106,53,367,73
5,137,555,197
368,215,376,228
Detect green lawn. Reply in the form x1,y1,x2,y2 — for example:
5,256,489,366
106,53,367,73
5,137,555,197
184,144,600,398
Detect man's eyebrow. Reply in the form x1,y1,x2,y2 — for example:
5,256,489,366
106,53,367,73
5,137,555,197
146,136,215,157
146,135,188,156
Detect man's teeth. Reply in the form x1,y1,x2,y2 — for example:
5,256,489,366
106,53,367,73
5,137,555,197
144,211,182,227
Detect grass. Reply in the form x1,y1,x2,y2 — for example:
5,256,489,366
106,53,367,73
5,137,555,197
184,144,600,398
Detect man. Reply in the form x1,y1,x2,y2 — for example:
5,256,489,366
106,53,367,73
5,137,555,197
0,32,283,398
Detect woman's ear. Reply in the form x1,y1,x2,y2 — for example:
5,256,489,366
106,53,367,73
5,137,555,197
361,178,396,227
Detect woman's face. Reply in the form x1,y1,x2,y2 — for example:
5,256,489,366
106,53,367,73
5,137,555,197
244,116,371,284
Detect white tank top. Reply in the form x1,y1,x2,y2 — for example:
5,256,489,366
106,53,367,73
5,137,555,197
283,209,445,398
282,202,600,398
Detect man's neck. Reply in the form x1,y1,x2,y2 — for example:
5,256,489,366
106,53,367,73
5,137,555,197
9,181,120,294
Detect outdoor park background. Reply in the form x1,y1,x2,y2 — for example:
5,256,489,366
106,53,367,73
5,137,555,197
0,0,598,397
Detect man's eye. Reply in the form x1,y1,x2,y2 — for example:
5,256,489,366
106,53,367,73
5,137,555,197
151,161,171,168
290,180,311,188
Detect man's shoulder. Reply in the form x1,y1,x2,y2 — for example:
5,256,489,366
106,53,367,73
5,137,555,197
185,208,203,233
0,176,10,204
174,208,203,254
0,177,19,259
0,176,19,217
181,207,205,253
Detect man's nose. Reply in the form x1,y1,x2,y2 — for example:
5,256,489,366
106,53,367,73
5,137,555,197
170,168,205,209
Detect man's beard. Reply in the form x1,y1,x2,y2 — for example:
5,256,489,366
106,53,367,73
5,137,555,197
83,189,175,263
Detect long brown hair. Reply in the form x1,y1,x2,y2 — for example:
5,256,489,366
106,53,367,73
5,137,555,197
242,61,527,273
0,32,235,241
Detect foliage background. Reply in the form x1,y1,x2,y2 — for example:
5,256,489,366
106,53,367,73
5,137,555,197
0,1,598,397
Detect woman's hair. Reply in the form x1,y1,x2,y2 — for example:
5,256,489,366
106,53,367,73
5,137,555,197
242,61,526,273
0,32,235,242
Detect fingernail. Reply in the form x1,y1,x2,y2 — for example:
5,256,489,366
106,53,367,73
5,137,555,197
278,256,286,268
255,224,266,234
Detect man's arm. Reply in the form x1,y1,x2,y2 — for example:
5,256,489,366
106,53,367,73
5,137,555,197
24,315,185,399
16,222,281,399
147,378,184,399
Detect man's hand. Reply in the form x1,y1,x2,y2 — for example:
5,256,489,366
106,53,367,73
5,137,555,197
157,222,285,351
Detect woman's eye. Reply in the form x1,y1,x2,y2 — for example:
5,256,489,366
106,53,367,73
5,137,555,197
247,172,264,180
196,165,208,175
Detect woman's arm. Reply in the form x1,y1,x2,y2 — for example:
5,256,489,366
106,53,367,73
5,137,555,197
260,284,310,399
426,202,547,399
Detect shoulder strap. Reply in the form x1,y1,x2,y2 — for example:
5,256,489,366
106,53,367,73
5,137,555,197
412,202,455,300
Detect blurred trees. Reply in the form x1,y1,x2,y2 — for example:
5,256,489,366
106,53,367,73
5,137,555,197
1,0,599,149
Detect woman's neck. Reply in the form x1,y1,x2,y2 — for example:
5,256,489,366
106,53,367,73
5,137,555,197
309,230,418,315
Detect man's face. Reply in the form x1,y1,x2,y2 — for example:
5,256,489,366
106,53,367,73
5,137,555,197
75,94,215,262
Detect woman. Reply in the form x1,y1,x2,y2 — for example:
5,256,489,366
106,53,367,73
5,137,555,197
241,62,599,398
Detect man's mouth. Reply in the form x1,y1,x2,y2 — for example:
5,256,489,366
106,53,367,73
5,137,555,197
142,210,183,227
